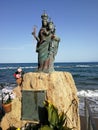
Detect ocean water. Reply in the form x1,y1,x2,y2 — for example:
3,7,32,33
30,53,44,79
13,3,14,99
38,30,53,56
0,62,98,116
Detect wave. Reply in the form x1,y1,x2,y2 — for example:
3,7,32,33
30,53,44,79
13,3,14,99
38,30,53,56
77,90,98,97
78,89,98,116
0,66,37,70
0,62,98,70
0,65,73,70
55,64,98,69
76,64,98,68
76,65,90,68
90,77,98,80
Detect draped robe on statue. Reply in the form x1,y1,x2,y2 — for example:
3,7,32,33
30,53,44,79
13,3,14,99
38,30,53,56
36,34,60,72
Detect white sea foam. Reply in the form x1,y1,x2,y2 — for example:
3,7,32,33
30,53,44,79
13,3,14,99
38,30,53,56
0,66,37,70
77,90,98,97
77,90,98,117
76,65,90,68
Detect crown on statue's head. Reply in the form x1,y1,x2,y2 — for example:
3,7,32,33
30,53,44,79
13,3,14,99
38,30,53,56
41,10,48,20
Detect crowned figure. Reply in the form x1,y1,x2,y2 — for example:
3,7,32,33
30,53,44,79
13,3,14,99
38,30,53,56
32,11,60,73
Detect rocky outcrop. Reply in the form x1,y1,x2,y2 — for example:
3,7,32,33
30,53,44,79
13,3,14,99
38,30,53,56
0,71,80,130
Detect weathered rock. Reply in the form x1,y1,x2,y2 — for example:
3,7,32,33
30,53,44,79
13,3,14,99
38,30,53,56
0,71,80,130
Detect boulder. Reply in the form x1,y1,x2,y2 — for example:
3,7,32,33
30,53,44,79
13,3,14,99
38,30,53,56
0,71,80,130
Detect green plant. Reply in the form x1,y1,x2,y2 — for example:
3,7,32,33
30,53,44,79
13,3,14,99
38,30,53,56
39,100,72,130
40,125,53,130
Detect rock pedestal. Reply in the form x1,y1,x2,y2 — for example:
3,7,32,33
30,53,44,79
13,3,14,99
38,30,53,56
0,71,80,130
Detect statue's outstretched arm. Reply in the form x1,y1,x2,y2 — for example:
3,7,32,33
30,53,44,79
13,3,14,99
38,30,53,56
32,31,40,42
32,26,40,42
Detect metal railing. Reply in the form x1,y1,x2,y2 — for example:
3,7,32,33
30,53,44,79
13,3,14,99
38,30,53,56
84,97,97,130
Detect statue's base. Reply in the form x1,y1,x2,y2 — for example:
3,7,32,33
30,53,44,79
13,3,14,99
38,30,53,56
1,71,80,130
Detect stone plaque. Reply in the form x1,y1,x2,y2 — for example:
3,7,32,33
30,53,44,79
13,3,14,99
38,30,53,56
21,90,46,121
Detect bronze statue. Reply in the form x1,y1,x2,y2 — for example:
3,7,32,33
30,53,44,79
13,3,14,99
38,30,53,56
32,12,60,73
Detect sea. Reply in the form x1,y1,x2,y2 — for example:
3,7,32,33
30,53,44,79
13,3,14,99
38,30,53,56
0,62,98,117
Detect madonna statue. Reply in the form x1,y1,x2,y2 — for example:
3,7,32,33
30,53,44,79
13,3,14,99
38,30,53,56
32,12,60,73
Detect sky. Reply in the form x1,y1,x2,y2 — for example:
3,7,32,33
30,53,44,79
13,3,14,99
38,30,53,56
0,0,98,63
